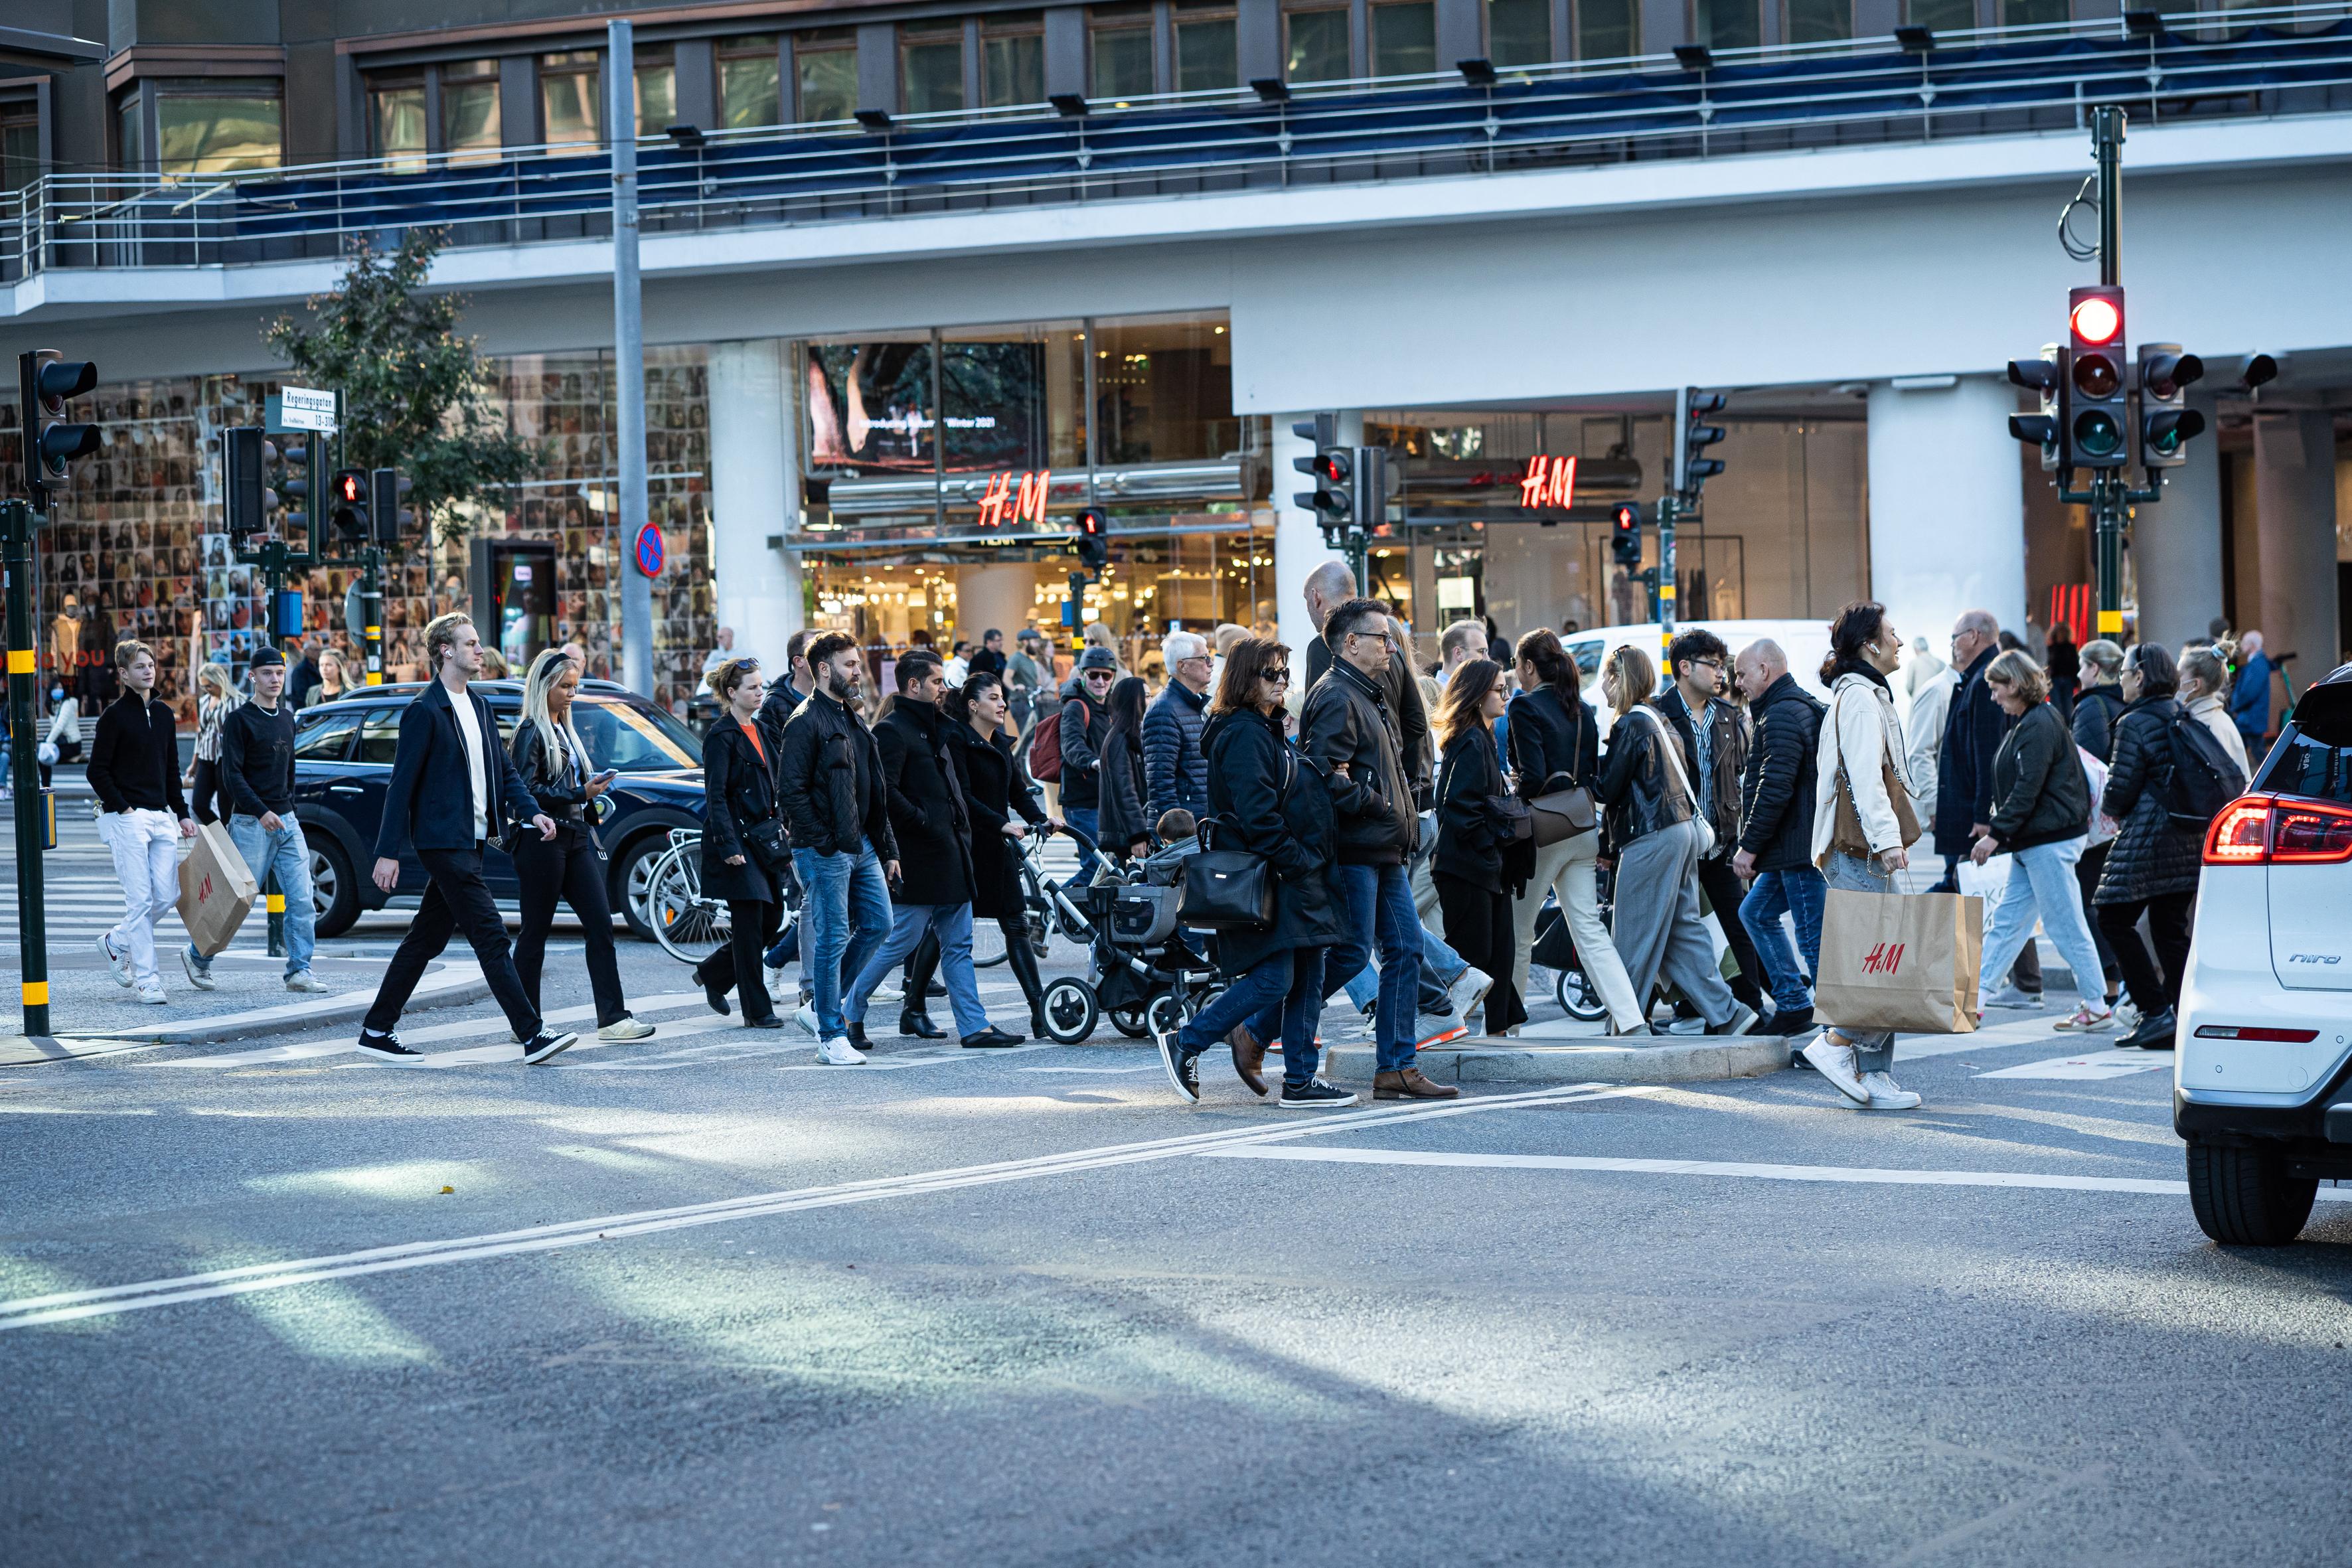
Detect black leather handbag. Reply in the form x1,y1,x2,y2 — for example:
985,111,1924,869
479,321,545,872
1178,748,1291,931
742,817,793,878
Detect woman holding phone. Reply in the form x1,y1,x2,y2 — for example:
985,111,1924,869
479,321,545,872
510,648,654,1042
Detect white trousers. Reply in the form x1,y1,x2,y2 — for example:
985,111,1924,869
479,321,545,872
100,809,180,987
1510,829,1646,1032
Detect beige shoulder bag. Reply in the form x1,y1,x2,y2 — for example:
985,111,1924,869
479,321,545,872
1830,685,1921,858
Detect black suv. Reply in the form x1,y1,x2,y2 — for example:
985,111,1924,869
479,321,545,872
289,680,706,937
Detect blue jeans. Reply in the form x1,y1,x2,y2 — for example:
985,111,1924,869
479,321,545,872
793,844,892,1038
765,920,799,971
1249,863,1412,1071
1340,923,1463,1015
1064,806,1101,884
1181,946,1326,1088
1739,867,1826,1014
187,813,315,979
844,901,991,1036
1977,836,2109,1011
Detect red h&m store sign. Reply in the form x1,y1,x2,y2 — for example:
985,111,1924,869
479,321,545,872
979,469,1054,528
1519,455,1577,510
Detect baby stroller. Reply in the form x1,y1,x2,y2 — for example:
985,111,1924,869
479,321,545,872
1034,824,1221,1044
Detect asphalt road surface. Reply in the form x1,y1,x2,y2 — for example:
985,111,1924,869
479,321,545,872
3,813,2349,1565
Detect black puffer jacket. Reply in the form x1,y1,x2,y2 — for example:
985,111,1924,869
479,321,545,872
1597,706,1695,854
1200,709,1346,977
1985,700,2091,852
1300,658,1419,865
873,696,974,907
2094,696,2203,904
2073,683,2126,762
1737,673,1825,873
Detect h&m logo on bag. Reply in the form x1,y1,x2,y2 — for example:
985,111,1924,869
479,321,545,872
1861,941,1906,976
196,874,214,904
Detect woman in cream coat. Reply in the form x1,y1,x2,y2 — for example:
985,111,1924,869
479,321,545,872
1800,600,1926,1112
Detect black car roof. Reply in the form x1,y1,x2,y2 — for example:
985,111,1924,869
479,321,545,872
325,678,637,702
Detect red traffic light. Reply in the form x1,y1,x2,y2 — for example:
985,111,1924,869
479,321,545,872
1076,506,1107,538
2070,294,2122,345
337,472,364,504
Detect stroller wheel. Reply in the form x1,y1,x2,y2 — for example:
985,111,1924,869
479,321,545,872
1040,978,1099,1044
1108,1003,1150,1039
1553,966,1609,1023
1144,992,1189,1041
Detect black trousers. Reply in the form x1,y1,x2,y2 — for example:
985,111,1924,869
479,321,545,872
1435,871,1526,1034
190,758,220,825
695,897,782,1023
514,826,628,1028
1693,852,1767,1011
364,845,540,1039
2075,840,2122,997
2098,890,2195,1015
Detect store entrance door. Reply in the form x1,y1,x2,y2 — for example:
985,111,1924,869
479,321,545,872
469,539,559,675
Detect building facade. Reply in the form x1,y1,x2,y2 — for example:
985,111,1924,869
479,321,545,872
3,0,2347,715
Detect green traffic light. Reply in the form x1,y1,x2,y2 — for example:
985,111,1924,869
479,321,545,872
2074,410,2122,457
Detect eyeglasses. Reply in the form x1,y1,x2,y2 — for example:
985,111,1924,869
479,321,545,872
1263,668,1291,684
1690,657,1724,672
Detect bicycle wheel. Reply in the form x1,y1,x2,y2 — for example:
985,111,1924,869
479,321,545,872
971,914,1007,969
650,847,732,966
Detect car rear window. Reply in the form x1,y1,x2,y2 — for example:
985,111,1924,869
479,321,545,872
2262,681,2352,805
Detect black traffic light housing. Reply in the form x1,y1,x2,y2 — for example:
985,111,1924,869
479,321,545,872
328,468,370,546
1073,505,1109,574
224,426,268,546
1291,414,1354,547
2136,343,2205,470
1674,389,1727,504
370,467,413,548
2007,347,2067,471
1610,502,1644,568
2067,285,2128,471
19,351,101,514
264,435,311,550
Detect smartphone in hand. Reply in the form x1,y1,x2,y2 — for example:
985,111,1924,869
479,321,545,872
589,767,621,785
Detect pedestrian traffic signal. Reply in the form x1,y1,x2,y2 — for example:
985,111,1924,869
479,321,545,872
223,426,268,546
1073,505,1109,574
1291,414,1354,547
2067,284,2128,470
2237,353,2278,393
17,350,102,514
2006,346,2065,471
2136,344,2205,470
1673,389,1727,504
263,436,311,549
328,469,370,545
1610,502,1644,568
370,467,413,548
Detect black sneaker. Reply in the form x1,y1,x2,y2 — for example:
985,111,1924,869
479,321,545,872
1154,1023,1200,1104
1278,1077,1358,1109
1768,1005,1816,1037
355,1030,420,1063
2124,1007,2177,1050
520,1028,580,1065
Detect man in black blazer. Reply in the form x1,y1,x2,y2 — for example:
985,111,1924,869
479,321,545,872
357,613,573,1065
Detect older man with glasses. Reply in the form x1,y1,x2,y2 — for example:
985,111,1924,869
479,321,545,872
1143,631,1214,824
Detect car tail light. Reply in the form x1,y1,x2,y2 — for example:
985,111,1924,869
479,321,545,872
2201,795,2352,865
2191,1024,2321,1042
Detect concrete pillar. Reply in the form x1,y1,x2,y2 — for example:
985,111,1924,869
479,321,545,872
2252,408,2341,692
706,339,804,668
1865,375,2026,647
955,562,1037,651
2132,388,2225,653
1271,411,1349,656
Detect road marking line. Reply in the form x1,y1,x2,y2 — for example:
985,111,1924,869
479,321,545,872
1197,1144,2352,1202
1018,1064,1160,1075
1975,1049,2171,1080
0,1083,1651,1330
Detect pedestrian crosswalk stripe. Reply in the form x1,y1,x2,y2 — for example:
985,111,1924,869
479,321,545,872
1974,1050,2170,1079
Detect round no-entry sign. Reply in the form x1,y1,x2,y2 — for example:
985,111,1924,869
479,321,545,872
633,522,665,578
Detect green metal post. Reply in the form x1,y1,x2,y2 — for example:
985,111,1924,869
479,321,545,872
4,500,50,1037
1656,494,1680,659
262,534,285,958
2090,104,2128,641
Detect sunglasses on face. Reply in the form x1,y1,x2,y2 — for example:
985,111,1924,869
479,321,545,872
1263,668,1291,684
1085,670,1113,681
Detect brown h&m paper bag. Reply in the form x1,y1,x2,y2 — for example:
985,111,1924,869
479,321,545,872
1812,888,1983,1034
176,820,258,959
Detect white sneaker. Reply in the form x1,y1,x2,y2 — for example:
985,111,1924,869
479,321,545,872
1861,1070,1922,1110
134,983,167,1006
98,933,131,987
285,971,329,994
179,947,215,992
1982,983,2041,1010
1800,1032,1869,1106
792,1003,820,1038
1443,965,1492,1026
597,1017,657,1042
2055,1003,2114,1032
765,965,790,1002
2114,999,2141,1032
1415,1012,1469,1049
816,1036,868,1066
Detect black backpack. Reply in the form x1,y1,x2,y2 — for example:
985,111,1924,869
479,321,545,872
2163,712,2247,830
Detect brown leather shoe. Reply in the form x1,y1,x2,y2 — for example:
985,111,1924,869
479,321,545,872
1373,1067,1459,1100
1227,1022,1269,1098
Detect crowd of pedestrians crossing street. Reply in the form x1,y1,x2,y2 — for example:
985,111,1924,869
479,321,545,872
66,570,2270,1109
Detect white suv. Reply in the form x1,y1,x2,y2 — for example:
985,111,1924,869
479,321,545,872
2177,661,2352,1245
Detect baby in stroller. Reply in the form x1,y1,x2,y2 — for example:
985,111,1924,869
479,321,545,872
1034,811,1220,1044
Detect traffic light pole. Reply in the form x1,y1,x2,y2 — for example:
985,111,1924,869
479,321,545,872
363,546,384,686
3,500,50,1038
1655,496,1680,653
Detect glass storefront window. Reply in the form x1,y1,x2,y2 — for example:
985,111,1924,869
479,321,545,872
156,91,281,176
1488,0,1551,66
1174,3,1238,92
1093,317,1238,465
540,51,601,147
1578,0,1638,56
795,30,858,123
1373,3,1437,76
635,52,677,138
1285,7,1352,83
370,81,427,173
1091,5,1156,100
807,334,936,479
1784,0,1848,44
1696,0,1761,50
441,64,503,163
902,27,967,115
720,37,783,128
